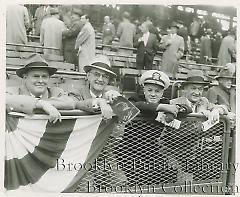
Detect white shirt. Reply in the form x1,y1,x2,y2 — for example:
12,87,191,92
142,31,150,46
90,90,102,98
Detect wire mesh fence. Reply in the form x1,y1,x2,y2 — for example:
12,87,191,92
71,115,231,194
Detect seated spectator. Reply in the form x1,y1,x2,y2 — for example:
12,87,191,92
208,68,235,127
6,54,75,123
129,70,192,122
174,70,228,122
69,55,121,120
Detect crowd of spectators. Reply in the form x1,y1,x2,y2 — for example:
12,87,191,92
6,4,236,75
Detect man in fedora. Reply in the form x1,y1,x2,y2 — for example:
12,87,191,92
175,70,228,122
70,55,121,119
6,54,75,123
160,21,184,79
208,68,235,114
62,8,83,68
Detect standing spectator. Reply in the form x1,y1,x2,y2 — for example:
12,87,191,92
33,5,51,36
145,16,161,42
199,28,212,64
189,17,200,41
190,38,201,63
217,27,236,67
62,8,83,69
102,16,115,45
6,4,30,44
40,7,66,57
211,32,222,62
117,11,136,55
177,20,189,54
75,14,95,72
134,22,158,70
160,22,184,79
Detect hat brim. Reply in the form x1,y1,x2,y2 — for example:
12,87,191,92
144,80,165,89
215,76,235,80
181,81,210,86
84,65,117,78
16,65,57,78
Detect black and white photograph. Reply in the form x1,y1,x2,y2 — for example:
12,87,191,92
4,2,237,195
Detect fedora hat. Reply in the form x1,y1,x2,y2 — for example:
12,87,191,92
84,55,117,78
215,68,235,80
72,8,82,17
140,70,170,90
182,70,210,85
16,53,57,78
49,7,59,15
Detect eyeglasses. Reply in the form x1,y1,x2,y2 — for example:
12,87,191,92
90,72,110,80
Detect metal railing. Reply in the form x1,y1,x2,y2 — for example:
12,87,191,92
68,114,233,194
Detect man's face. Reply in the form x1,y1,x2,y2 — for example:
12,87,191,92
140,24,148,34
81,15,88,24
171,26,178,34
71,13,80,21
104,16,110,23
143,83,164,104
219,78,232,89
87,68,110,93
184,84,204,103
24,68,50,97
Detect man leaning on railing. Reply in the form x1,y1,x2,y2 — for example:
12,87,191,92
6,53,75,123
173,70,228,123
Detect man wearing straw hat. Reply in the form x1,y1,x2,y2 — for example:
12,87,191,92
6,54,75,123
71,55,121,120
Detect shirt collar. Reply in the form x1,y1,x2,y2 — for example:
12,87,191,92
90,90,102,98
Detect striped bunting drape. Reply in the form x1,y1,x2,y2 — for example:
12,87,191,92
5,113,117,193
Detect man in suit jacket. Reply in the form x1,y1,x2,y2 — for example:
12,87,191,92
160,22,184,79
218,27,236,67
117,12,136,56
40,7,66,56
75,14,95,73
199,28,212,64
62,8,83,69
173,70,228,122
6,54,75,123
208,68,235,113
69,55,121,120
134,22,158,70
6,4,30,44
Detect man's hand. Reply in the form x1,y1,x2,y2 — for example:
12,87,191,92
228,112,236,128
104,90,121,104
207,109,220,124
156,104,179,117
35,100,61,123
96,98,114,120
